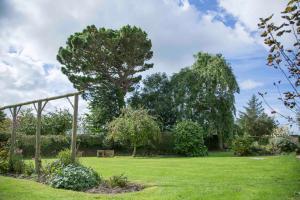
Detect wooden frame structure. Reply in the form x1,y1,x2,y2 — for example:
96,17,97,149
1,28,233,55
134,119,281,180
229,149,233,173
0,91,83,175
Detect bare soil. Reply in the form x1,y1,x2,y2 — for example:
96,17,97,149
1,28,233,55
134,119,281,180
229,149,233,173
86,182,144,194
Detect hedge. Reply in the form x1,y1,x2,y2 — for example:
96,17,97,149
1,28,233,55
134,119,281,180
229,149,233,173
0,132,104,157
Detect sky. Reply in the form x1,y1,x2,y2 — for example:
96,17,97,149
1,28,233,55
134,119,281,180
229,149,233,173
0,0,297,133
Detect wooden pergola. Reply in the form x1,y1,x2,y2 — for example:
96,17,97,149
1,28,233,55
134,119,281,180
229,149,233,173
0,90,83,175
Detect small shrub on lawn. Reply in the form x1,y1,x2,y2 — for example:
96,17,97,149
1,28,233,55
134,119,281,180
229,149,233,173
50,164,101,191
173,121,208,157
232,135,253,156
107,174,128,188
56,149,78,166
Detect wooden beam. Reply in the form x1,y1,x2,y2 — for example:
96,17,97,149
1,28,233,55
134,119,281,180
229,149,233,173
0,91,84,111
35,101,42,175
8,106,18,168
71,94,79,162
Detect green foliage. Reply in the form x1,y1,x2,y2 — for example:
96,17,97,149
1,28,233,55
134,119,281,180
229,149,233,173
8,154,25,174
232,135,254,156
232,135,297,156
42,109,72,135
49,164,101,191
108,107,160,156
129,73,177,130
269,137,298,153
43,160,63,177
107,174,128,188
0,132,10,143
0,110,5,123
171,53,239,149
238,95,277,138
56,149,77,166
0,118,11,134
0,148,9,174
24,162,35,176
249,142,271,156
173,121,208,157
17,109,36,135
58,25,153,131
16,135,70,157
16,109,72,135
43,149,79,178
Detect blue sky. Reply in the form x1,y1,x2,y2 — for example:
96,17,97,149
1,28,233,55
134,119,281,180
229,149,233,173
0,0,296,132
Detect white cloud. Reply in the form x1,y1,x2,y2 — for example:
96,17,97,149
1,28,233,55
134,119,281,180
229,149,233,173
0,0,264,110
0,50,87,114
240,79,263,90
218,0,286,32
0,0,285,115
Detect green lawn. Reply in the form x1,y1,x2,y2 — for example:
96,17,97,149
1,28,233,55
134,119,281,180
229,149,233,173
0,154,300,200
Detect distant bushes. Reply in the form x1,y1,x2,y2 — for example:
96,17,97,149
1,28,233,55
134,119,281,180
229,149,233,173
173,121,208,157
232,135,299,156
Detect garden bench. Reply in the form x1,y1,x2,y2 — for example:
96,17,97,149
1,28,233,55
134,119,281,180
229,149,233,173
97,150,114,157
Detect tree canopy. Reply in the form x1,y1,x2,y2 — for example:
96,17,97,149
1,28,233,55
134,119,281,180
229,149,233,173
238,95,277,137
57,25,154,133
108,107,160,157
16,108,72,135
171,52,239,149
129,73,177,130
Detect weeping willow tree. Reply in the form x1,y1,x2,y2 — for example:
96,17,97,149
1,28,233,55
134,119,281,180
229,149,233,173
172,52,239,149
194,53,239,149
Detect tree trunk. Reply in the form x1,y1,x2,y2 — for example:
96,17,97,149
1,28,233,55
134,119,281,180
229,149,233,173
35,101,42,175
8,107,18,170
132,144,137,157
71,94,79,162
218,132,224,151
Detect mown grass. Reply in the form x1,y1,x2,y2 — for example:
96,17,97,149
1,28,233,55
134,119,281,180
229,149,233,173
0,153,299,200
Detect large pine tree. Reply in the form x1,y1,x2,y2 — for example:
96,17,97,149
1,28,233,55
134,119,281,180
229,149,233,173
238,95,276,137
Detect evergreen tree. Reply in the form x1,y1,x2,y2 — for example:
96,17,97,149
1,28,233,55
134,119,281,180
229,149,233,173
57,25,153,133
238,95,276,138
128,73,177,130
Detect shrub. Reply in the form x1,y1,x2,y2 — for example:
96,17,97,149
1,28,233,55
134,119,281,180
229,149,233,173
9,154,25,174
50,164,101,191
108,107,161,157
232,135,253,156
107,174,128,188
56,149,76,166
249,142,271,156
173,121,208,157
269,137,298,153
0,148,9,174
24,162,35,176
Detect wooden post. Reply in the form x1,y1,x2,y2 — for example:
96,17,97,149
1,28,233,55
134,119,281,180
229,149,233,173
35,101,42,175
71,94,79,162
9,107,18,167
